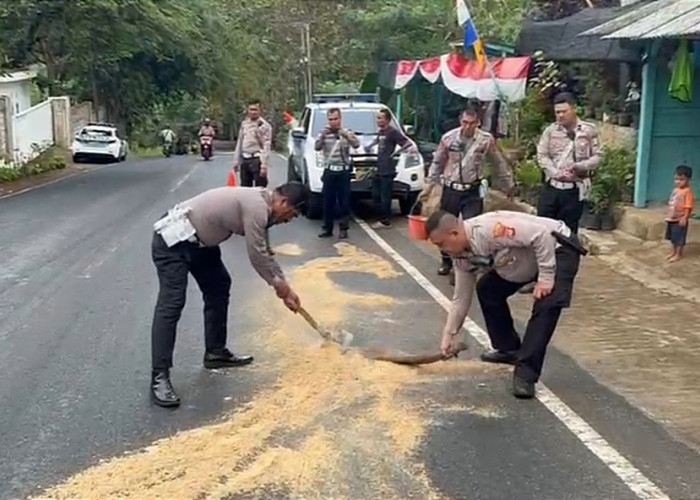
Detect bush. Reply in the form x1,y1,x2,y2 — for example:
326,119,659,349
589,146,635,213
514,157,542,206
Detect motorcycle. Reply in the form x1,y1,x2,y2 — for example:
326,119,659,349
200,136,213,161
162,141,173,158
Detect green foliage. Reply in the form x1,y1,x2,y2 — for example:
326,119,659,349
0,146,67,184
514,157,542,206
589,146,636,213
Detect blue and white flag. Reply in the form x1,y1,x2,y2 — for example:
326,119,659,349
456,0,485,66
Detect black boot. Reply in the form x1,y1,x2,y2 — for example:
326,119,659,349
318,230,333,238
480,349,518,365
338,228,348,240
204,347,254,369
438,264,452,276
150,371,180,408
512,374,536,399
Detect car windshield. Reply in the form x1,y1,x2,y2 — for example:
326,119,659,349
311,109,399,136
81,128,112,137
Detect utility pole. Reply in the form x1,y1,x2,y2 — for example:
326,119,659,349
293,22,313,103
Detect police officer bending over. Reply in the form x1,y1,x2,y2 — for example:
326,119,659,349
315,107,360,240
419,107,514,282
426,209,584,398
149,182,309,408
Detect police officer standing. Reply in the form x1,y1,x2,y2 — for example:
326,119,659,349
232,99,273,189
419,107,514,282
149,182,309,408
315,108,360,240
537,92,602,233
426,209,584,398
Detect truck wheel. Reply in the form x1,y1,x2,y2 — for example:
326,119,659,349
399,192,419,216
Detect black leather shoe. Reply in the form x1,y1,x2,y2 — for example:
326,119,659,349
150,371,180,408
318,231,333,238
338,229,348,240
480,349,518,365
438,264,452,276
513,375,536,399
203,348,254,369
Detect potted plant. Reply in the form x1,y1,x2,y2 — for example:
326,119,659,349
586,146,635,231
514,157,542,207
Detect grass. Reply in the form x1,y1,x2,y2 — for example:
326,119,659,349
131,145,163,158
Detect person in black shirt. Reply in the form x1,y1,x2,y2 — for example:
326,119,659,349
370,108,416,229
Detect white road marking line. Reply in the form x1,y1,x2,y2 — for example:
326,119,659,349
170,163,200,192
354,216,671,500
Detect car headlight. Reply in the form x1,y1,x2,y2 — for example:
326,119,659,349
402,151,423,169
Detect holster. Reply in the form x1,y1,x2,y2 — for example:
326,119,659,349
551,231,588,256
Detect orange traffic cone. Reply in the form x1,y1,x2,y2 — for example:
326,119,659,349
227,170,237,187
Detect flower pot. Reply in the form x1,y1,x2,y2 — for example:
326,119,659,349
617,112,632,127
580,202,602,230
600,210,616,231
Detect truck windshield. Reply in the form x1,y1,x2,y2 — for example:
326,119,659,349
311,109,400,137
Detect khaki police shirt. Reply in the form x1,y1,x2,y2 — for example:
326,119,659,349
314,128,360,166
428,127,513,191
232,117,273,168
442,211,570,336
537,120,602,182
181,187,285,287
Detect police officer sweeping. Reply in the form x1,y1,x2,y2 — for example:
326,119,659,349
426,209,585,398
537,92,602,233
149,182,309,408
419,107,514,283
315,107,360,240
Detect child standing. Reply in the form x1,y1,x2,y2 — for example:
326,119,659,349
666,164,695,262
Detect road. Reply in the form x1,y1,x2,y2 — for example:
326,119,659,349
1,153,699,500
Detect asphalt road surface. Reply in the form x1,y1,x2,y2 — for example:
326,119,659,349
1,152,699,500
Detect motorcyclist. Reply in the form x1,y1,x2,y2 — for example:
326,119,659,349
198,119,216,138
160,126,176,153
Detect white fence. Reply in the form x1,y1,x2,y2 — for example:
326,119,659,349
13,99,54,164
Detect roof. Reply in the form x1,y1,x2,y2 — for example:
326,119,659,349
0,69,37,84
581,0,700,39
517,6,643,62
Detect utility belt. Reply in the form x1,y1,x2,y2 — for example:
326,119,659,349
551,231,588,256
241,152,261,160
443,179,482,192
548,179,577,190
325,164,351,173
154,205,204,248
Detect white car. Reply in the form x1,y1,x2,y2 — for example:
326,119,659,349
71,123,128,163
286,94,425,219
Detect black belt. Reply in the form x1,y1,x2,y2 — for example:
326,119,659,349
551,231,587,256
325,164,351,172
444,179,481,192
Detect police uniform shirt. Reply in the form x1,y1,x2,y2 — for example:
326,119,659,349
428,127,513,190
232,117,273,168
442,211,570,336
181,186,284,287
537,120,602,182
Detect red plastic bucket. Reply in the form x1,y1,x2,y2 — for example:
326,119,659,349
407,214,428,240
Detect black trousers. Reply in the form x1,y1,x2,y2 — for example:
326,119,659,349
476,242,581,383
372,173,395,224
240,157,268,188
322,170,351,232
151,232,231,372
538,183,582,234
439,186,483,267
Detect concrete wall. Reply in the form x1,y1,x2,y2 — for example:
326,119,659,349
0,80,32,115
70,101,95,135
0,96,10,160
51,97,71,148
596,121,637,150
